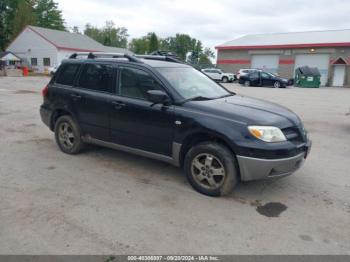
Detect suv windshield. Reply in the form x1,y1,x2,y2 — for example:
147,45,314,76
156,67,230,100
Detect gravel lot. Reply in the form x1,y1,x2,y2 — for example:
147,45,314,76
0,77,350,255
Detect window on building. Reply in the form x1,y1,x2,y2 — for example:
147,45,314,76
31,58,38,66
78,63,115,93
43,58,51,66
55,64,80,86
119,67,163,100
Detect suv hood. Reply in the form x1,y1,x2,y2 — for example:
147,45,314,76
184,95,301,128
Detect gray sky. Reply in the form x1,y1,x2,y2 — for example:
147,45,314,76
56,0,350,50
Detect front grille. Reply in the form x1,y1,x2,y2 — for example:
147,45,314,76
282,126,306,143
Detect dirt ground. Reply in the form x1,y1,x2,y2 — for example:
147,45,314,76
0,77,349,254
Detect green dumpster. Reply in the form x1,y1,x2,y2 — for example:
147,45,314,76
294,66,321,88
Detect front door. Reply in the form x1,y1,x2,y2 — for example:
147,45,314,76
332,65,345,87
261,72,274,86
110,66,174,156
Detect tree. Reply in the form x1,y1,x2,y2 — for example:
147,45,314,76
148,32,159,53
0,0,11,50
71,26,80,34
84,23,102,42
34,0,65,30
102,21,128,48
198,47,215,67
159,33,203,62
129,37,148,54
84,21,129,48
11,0,36,40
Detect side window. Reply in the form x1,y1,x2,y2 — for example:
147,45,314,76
119,67,163,100
43,58,50,66
31,58,37,66
56,64,80,86
250,71,259,78
261,72,270,78
78,63,115,93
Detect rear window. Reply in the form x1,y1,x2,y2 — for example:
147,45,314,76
78,63,115,93
56,64,80,86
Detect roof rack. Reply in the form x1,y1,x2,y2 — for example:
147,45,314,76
69,52,141,63
68,52,184,64
135,55,183,64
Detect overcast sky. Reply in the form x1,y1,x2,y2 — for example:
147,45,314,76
56,0,350,50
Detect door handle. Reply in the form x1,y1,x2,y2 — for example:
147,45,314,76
70,93,81,100
112,101,126,109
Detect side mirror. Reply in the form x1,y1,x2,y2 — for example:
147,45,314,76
147,90,170,105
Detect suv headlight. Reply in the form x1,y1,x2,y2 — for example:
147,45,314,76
248,126,286,142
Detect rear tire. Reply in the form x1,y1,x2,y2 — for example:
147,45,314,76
54,115,84,154
244,80,250,87
184,142,238,197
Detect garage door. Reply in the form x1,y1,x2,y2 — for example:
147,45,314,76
294,54,329,86
251,55,279,74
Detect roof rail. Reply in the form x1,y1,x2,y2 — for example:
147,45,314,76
69,52,141,63
135,55,183,64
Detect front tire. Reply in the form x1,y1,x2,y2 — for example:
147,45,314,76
184,142,238,197
54,115,84,154
222,76,228,83
273,81,281,88
244,80,250,87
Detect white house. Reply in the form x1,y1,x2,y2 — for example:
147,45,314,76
6,25,132,73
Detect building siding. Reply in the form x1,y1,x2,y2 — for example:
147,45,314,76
7,27,58,72
217,47,350,87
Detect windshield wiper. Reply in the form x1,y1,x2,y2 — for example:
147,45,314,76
216,93,235,99
180,96,213,104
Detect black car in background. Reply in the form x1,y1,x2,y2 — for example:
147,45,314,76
239,70,293,88
40,52,311,197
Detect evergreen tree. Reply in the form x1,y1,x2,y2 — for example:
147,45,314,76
148,32,159,53
34,0,65,30
11,0,36,40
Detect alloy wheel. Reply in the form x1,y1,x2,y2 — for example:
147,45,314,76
191,153,226,190
58,122,75,150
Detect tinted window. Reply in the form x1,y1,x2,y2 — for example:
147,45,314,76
56,64,80,86
78,63,115,93
261,72,270,78
31,58,37,66
119,67,163,100
43,58,50,66
250,71,259,78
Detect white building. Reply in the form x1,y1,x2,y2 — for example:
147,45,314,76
7,25,132,73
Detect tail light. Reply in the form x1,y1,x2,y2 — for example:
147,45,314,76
42,85,49,97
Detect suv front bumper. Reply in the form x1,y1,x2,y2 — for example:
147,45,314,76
237,141,311,181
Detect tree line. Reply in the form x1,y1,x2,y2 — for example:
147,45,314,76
0,0,215,66
82,22,215,66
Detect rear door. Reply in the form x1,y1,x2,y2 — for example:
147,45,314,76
74,62,116,141
110,65,175,156
52,62,82,123
249,71,261,85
